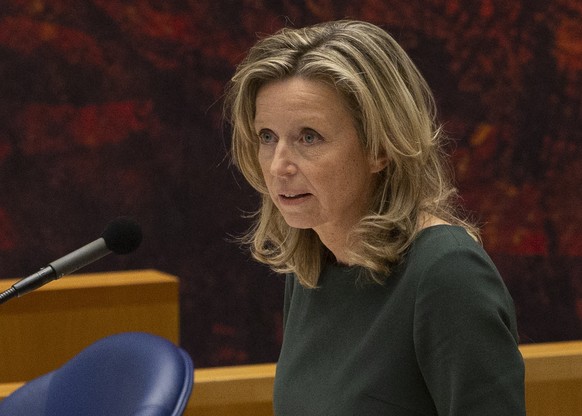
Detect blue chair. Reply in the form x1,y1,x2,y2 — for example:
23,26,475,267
0,332,194,416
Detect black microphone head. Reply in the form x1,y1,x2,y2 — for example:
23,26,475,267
101,217,142,255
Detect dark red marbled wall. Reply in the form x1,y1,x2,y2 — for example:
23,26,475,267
0,0,580,366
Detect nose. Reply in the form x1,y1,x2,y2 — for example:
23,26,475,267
269,142,297,177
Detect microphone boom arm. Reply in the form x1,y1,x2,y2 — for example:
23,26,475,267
0,217,141,305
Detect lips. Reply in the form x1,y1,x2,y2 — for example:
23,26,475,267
281,193,310,199
277,192,312,205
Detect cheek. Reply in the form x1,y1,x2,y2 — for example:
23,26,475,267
254,152,273,194
313,154,366,192
257,152,271,178
337,158,375,197
259,166,274,193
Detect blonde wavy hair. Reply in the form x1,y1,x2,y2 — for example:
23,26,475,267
225,20,478,288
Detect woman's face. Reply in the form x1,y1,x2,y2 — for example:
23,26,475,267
254,77,384,239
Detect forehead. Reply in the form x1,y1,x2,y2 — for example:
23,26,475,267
254,77,352,126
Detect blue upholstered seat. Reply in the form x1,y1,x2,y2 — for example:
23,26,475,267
0,332,194,416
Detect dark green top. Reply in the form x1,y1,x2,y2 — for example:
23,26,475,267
273,225,525,415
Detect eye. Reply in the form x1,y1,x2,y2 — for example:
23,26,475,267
301,129,322,145
257,129,277,144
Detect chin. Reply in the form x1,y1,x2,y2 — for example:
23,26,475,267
284,221,315,230
280,215,317,230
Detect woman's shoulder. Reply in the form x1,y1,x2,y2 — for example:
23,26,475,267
413,224,480,253
404,224,508,299
412,213,479,251
405,224,497,282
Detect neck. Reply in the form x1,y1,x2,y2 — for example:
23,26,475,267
418,212,450,230
314,225,353,266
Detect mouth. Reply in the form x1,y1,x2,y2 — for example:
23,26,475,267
279,193,311,202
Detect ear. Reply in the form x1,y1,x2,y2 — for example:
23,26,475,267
369,151,388,174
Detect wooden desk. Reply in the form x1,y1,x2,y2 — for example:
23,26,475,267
187,363,276,416
520,341,582,416
0,269,179,383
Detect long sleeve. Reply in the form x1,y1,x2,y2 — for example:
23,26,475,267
413,242,526,415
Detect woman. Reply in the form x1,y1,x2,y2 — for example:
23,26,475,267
225,20,525,415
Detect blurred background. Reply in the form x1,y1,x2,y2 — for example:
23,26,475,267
0,0,580,367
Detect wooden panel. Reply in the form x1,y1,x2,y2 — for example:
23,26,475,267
0,269,179,383
520,341,582,416
186,363,276,416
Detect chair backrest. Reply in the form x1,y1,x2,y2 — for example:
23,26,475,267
0,332,194,416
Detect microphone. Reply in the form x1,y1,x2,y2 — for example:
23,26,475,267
0,217,142,305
